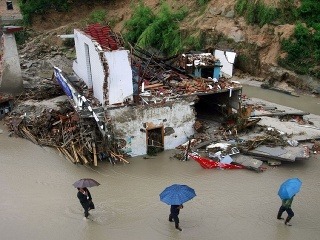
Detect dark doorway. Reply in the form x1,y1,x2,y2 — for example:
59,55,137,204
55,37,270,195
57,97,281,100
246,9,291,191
146,127,164,155
194,89,242,122
6,1,13,10
201,67,214,78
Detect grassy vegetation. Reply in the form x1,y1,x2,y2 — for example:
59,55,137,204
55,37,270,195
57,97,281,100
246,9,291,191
123,2,190,56
279,23,320,78
196,0,210,6
19,0,70,24
280,0,320,78
235,0,278,26
235,0,320,79
87,9,107,24
14,29,31,45
18,0,114,25
123,2,155,45
17,0,320,78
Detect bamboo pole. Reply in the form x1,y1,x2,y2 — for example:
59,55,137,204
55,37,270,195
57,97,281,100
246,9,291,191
58,147,75,164
75,148,89,164
21,126,38,144
110,151,130,164
71,141,80,163
92,142,98,166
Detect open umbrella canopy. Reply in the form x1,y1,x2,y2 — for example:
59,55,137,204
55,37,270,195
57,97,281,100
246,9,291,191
160,184,196,205
73,178,100,188
278,178,302,200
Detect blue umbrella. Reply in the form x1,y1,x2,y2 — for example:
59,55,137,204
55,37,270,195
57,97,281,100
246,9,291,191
278,178,302,200
160,184,196,205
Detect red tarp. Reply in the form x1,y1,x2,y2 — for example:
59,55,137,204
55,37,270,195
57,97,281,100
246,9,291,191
189,154,245,170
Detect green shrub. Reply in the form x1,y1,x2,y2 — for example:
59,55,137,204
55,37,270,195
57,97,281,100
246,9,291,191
124,2,187,56
123,2,155,45
235,0,248,15
299,0,320,27
88,9,107,24
15,29,30,45
136,3,187,56
235,0,277,27
278,0,298,23
280,23,320,77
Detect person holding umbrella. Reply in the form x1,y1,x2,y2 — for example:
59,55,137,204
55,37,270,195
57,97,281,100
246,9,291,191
277,195,295,226
160,184,196,231
77,188,91,218
169,204,183,231
73,178,100,219
277,178,302,226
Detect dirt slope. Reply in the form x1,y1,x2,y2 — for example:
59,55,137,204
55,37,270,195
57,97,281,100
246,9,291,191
28,0,297,78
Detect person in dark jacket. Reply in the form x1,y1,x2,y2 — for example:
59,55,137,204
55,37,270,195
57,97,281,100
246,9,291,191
169,204,183,231
277,195,295,226
77,188,93,218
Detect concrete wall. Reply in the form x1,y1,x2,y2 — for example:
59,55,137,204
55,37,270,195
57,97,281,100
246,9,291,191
0,33,23,94
104,51,133,104
73,29,133,106
73,30,105,103
107,99,196,156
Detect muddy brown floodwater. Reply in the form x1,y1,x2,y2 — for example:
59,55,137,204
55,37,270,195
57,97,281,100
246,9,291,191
242,84,320,115
1,85,320,240
1,119,320,240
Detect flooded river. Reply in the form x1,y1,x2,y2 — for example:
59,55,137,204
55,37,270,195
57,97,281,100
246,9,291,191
242,84,320,115
1,86,320,240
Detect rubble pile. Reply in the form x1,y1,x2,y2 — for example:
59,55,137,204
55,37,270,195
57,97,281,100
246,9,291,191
132,47,242,104
175,99,320,171
4,101,129,166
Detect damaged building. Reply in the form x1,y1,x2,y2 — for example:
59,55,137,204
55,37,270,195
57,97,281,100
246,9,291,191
53,23,242,161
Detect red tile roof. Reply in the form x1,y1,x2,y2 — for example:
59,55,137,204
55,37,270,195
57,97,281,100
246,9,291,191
84,23,118,51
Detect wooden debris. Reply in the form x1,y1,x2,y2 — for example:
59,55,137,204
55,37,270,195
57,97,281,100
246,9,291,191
4,107,130,166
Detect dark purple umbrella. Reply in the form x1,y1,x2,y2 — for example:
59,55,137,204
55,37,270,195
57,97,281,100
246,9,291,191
73,178,100,188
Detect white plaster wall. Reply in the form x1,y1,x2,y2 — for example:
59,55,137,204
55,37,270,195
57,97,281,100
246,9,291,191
214,50,236,78
108,100,195,156
104,51,133,105
72,30,105,104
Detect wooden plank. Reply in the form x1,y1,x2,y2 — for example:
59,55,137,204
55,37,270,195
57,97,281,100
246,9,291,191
144,83,163,90
252,112,310,117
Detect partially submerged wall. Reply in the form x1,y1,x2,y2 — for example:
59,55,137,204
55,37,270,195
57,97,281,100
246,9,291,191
107,98,196,156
